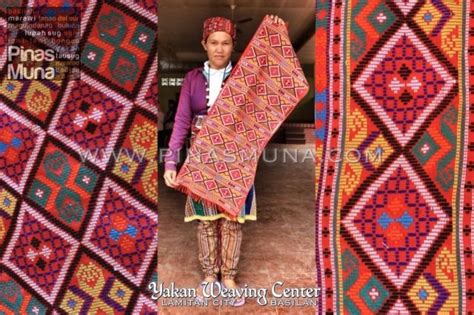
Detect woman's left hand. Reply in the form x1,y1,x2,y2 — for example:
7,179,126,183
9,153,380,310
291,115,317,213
269,15,285,26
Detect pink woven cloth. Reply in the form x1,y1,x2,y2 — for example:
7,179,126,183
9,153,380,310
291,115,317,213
176,16,309,217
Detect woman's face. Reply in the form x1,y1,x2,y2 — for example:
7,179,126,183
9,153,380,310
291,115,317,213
201,31,233,70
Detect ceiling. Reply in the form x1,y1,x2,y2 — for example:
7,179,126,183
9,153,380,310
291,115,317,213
158,0,315,70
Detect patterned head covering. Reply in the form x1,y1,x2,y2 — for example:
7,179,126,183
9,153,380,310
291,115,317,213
202,17,236,42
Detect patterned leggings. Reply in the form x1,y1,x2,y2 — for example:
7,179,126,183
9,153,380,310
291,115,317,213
197,218,242,280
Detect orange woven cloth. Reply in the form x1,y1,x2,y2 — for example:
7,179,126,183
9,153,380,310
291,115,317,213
176,15,309,217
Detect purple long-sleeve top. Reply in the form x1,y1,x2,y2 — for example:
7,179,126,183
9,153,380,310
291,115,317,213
164,67,209,171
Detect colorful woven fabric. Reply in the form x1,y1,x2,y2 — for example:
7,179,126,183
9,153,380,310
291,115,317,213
316,0,471,313
176,15,309,217
185,186,256,223
0,0,157,313
184,116,257,223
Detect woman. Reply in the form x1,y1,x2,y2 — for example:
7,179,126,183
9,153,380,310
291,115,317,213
163,15,285,306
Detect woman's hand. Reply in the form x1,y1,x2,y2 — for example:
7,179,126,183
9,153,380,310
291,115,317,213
269,15,285,26
164,170,179,188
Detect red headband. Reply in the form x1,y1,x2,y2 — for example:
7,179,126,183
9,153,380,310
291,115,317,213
202,17,236,41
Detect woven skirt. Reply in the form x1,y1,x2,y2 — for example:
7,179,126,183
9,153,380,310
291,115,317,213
184,115,257,223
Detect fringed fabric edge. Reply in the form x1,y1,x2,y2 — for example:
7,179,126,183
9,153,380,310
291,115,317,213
175,184,239,220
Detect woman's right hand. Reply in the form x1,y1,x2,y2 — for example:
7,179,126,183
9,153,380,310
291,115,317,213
164,170,179,188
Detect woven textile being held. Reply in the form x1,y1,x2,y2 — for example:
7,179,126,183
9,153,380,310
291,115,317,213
176,15,309,217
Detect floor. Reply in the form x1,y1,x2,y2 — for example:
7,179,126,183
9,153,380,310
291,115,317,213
158,145,317,314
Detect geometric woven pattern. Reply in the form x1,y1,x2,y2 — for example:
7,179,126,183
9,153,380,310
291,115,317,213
176,15,309,217
0,0,157,312
316,0,469,313
83,179,157,287
2,204,79,302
